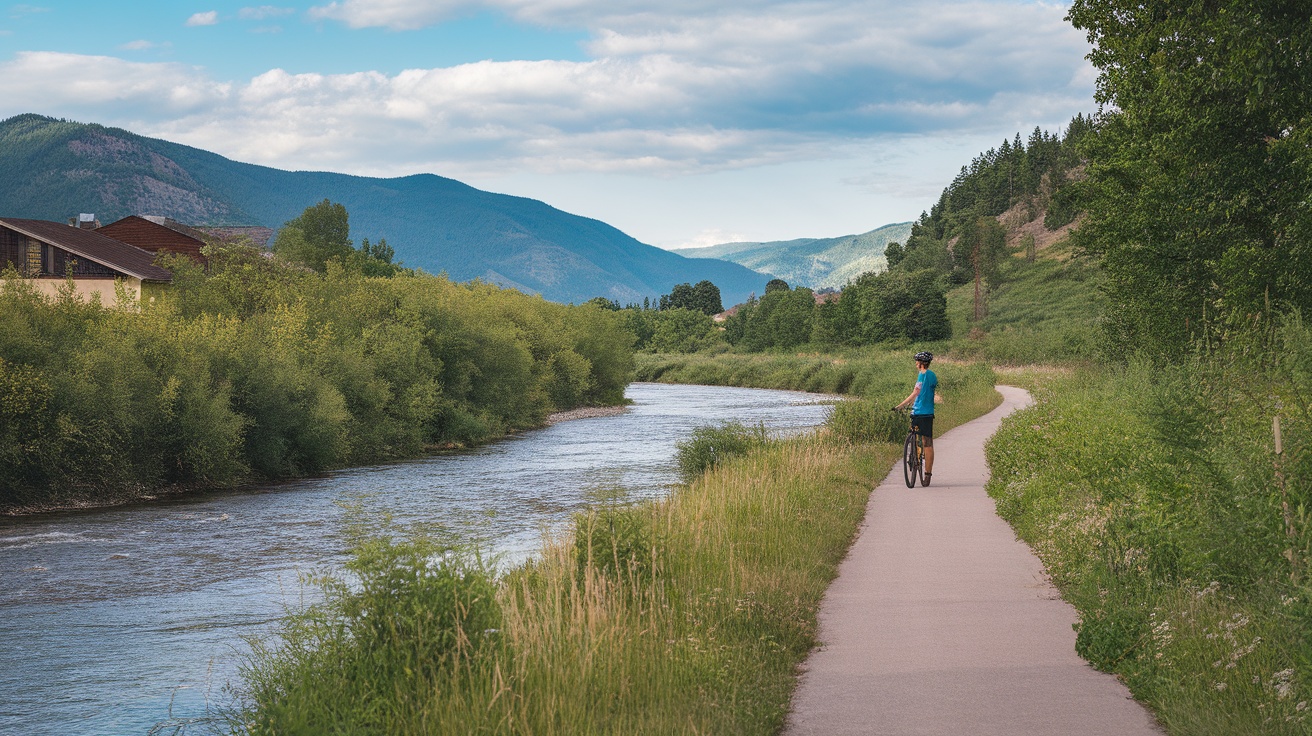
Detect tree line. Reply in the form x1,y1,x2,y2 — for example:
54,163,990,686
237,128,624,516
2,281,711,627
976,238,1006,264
0,203,633,509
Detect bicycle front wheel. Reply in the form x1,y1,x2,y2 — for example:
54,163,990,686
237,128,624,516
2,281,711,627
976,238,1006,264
902,431,920,488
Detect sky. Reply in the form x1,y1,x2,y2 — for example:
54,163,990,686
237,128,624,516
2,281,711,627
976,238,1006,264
0,1,1096,249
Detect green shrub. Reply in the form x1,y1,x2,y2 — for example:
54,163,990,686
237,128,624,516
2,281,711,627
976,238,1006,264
828,399,905,444
240,536,501,735
676,421,768,481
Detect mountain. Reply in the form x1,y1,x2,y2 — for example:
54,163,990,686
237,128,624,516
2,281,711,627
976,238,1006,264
671,222,912,291
0,114,773,305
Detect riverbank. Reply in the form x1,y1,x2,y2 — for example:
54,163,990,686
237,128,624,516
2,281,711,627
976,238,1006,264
0,261,633,515
231,358,1001,733
545,404,631,424
0,402,633,518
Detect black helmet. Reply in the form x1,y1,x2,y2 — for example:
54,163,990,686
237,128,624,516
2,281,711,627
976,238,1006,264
914,351,933,364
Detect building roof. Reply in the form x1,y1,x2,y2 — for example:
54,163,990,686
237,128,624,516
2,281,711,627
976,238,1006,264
0,218,173,282
98,215,207,263
140,215,212,243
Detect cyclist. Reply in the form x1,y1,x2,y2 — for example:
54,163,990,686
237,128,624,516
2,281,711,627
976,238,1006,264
893,351,937,486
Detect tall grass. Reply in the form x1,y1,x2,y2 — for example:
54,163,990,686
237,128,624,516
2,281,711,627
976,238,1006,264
231,355,1000,734
985,323,1312,734
942,243,1104,365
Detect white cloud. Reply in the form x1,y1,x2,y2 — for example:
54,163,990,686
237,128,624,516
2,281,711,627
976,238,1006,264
185,10,219,26
120,40,156,51
238,6,295,20
0,1,1096,243
674,228,751,250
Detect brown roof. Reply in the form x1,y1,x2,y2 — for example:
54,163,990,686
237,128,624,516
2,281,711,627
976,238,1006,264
98,216,206,263
0,218,173,282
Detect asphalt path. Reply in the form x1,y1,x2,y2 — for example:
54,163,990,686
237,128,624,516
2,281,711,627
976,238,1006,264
786,385,1162,735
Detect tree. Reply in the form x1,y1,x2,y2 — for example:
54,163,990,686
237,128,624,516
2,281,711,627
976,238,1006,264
884,241,905,269
1068,0,1312,355
691,280,723,315
658,281,722,315
586,296,621,310
274,200,353,272
837,269,950,344
764,278,790,294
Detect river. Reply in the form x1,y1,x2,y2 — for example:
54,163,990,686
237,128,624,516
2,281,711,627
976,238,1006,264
0,383,837,735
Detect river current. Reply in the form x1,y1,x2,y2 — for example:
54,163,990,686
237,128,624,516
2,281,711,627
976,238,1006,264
0,382,837,735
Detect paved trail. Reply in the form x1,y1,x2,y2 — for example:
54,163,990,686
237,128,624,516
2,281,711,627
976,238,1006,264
786,386,1161,735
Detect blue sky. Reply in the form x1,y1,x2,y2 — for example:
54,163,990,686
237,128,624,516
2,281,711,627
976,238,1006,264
0,1,1095,248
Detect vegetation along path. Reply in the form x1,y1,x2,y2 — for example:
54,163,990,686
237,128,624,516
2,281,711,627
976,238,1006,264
786,386,1161,735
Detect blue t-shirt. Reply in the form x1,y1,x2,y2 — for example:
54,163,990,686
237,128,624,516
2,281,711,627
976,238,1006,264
912,369,937,416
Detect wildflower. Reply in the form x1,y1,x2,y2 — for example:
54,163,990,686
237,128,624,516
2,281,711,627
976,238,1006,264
1215,682,1228,691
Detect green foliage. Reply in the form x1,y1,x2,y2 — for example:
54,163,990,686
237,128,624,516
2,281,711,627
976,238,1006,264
625,306,720,354
725,285,818,350
240,535,502,735
273,199,354,273
827,400,906,444
1067,0,1312,358
831,269,950,344
883,241,905,269
0,247,634,509
658,280,723,315
675,421,768,481
986,332,1312,731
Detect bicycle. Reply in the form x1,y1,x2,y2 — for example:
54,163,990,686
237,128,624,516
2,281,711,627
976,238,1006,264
892,408,924,488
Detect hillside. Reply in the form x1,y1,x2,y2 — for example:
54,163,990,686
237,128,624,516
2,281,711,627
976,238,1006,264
671,222,912,291
0,114,772,305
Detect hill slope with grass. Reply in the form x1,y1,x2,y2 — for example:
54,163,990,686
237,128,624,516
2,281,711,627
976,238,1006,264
671,222,912,291
0,113,772,305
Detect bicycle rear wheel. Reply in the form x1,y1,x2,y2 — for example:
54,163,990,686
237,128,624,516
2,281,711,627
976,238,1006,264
902,431,920,487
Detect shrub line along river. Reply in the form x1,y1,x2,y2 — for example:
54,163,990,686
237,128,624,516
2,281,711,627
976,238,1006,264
0,383,838,736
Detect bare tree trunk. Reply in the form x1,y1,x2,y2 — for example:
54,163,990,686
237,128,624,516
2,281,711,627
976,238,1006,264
973,241,984,322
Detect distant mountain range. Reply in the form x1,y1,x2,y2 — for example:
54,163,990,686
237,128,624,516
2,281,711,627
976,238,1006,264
0,114,773,305
672,222,912,291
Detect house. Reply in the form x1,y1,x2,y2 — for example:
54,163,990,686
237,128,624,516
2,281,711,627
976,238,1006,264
0,217,173,306
96,215,209,263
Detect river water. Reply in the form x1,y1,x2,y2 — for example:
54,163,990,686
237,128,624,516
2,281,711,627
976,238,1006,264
0,383,837,735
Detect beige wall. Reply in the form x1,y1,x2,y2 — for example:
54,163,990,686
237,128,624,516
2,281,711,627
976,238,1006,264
28,276,143,307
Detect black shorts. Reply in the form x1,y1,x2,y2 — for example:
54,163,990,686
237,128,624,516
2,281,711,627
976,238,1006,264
910,414,934,440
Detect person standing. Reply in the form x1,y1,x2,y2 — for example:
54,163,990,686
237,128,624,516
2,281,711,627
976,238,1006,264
894,351,937,486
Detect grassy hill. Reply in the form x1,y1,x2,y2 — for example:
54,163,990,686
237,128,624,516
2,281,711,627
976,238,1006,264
671,222,912,291
942,240,1102,364
0,114,773,305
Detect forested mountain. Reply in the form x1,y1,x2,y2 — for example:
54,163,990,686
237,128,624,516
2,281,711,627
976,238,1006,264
0,114,772,305
671,222,912,291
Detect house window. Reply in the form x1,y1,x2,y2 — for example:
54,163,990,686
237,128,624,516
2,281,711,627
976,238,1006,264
26,240,43,275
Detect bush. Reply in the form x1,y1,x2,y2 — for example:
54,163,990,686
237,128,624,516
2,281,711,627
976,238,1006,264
676,421,768,481
240,536,502,734
828,399,906,444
